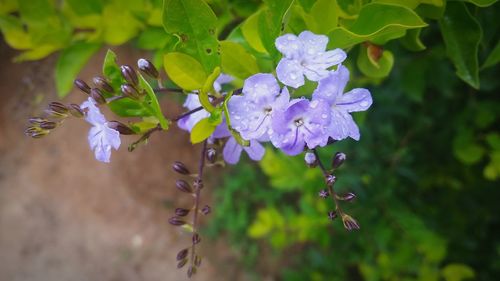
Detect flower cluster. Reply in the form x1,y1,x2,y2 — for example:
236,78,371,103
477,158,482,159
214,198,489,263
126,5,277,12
179,31,372,161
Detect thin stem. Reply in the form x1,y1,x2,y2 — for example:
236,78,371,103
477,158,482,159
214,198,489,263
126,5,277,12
105,95,126,103
153,88,184,93
128,124,163,152
190,140,207,272
313,149,344,215
172,106,204,122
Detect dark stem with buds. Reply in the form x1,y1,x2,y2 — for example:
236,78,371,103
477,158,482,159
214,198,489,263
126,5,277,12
313,149,344,216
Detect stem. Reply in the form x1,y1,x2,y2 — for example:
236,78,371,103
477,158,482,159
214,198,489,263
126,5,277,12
153,88,184,93
190,140,207,272
172,106,204,122
313,149,344,215
128,124,163,152
105,95,126,103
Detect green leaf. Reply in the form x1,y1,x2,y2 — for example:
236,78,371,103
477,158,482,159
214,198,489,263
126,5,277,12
482,40,500,69
0,15,31,49
220,41,259,80
190,117,216,143
138,74,169,129
441,264,475,281
460,0,498,7
102,49,124,88
328,3,427,49
452,130,485,165
439,2,482,89
400,28,426,51
102,4,143,45
162,0,220,72
309,0,339,34
55,42,101,98
258,0,294,57
108,99,153,117
199,66,220,113
65,0,102,15
241,10,267,53
163,52,207,91
357,45,394,79
135,27,169,50
13,44,59,62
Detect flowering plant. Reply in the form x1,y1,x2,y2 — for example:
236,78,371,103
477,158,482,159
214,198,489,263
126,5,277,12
10,0,498,279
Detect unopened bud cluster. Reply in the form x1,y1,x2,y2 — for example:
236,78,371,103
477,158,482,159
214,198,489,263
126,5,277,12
25,102,84,138
309,151,360,231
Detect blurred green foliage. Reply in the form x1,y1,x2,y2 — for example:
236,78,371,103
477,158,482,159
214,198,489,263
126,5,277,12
1,0,499,280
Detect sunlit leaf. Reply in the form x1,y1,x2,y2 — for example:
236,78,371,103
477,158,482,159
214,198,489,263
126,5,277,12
328,3,427,49
220,41,259,80
162,0,220,72
163,52,207,91
190,117,216,143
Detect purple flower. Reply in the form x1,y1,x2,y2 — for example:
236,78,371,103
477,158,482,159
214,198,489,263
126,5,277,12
227,74,289,140
312,65,372,141
270,98,331,156
275,31,347,88
222,137,265,165
177,74,265,165
80,98,121,163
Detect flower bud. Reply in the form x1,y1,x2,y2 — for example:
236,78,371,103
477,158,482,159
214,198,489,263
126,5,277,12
332,152,346,169
173,161,190,175
328,211,338,220
318,189,329,199
168,216,186,226
137,58,159,78
68,104,84,118
44,109,67,119
120,84,141,100
92,76,114,93
336,192,356,202
48,102,69,115
194,255,202,267
175,208,190,217
28,117,48,125
107,121,135,135
39,121,57,130
192,233,201,244
25,126,49,138
90,88,106,104
120,65,138,86
326,174,337,186
193,179,203,190
177,259,188,269
74,79,91,94
201,205,211,215
341,214,360,231
175,179,193,193
304,152,317,168
187,266,196,278
206,148,217,164
176,248,189,261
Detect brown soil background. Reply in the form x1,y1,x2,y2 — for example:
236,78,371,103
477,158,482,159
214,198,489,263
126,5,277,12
0,43,254,281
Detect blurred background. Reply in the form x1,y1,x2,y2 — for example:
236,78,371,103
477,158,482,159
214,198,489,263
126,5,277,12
1,0,499,281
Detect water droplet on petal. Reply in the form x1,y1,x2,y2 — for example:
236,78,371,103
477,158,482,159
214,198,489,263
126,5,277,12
360,101,369,107
310,100,318,108
321,114,328,119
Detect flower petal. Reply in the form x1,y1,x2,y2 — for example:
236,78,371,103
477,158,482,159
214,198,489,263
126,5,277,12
312,65,350,104
223,137,243,165
276,59,305,88
298,31,328,56
243,140,265,161
327,109,360,141
309,48,347,67
275,33,302,59
242,73,280,102
337,88,372,112
81,98,106,125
